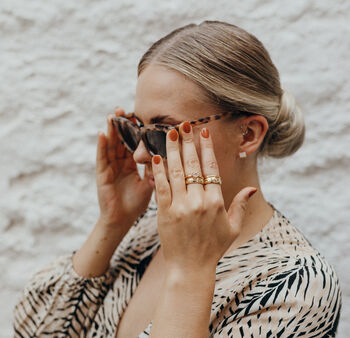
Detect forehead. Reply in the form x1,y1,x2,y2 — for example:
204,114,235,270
134,64,210,123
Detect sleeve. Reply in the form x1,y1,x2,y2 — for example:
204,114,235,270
13,200,157,337
13,251,116,337
211,263,342,337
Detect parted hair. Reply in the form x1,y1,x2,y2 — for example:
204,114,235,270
137,20,305,158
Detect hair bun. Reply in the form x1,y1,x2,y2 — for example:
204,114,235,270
264,90,306,158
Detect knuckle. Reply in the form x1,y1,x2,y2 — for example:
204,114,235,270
205,160,218,170
190,201,203,214
209,197,225,211
170,167,184,178
183,138,193,144
157,185,168,196
154,171,162,179
203,141,213,149
185,158,199,168
174,205,187,220
238,202,247,213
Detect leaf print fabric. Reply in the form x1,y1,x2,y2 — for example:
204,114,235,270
13,200,342,337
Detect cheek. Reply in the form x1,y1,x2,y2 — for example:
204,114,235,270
212,133,229,157
217,128,239,156
211,134,238,174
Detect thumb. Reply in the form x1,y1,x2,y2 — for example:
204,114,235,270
227,187,257,233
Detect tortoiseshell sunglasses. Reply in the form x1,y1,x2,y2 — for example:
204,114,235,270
111,110,252,159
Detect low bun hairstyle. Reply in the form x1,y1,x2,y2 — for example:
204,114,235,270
137,20,305,159
259,90,305,158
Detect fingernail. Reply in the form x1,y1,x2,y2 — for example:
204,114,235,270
183,121,191,133
153,155,161,164
169,129,178,142
201,128,209,138
248,188,258,198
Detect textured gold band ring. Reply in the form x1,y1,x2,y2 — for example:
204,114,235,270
203,175,222,185
185,174,204,185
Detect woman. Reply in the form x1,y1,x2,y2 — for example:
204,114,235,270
13,20,341,337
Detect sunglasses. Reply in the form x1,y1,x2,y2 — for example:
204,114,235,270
111,110,252,159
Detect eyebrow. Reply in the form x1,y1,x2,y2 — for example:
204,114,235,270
135,113,182,125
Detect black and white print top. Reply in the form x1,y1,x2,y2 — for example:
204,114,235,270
13,200,342,337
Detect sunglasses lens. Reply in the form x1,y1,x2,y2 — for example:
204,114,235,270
145,130,167,158
117,120,140,151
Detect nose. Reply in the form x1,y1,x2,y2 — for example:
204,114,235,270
133,139,152,164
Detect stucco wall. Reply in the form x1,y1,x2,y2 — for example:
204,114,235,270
1,0,349,336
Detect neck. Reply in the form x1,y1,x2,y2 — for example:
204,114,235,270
221,159,274,255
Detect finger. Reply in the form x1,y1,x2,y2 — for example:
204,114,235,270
179,121,203,195
152,155,171,209
166,128,186,202
96,131,108,174
113,108,138,169
199,127,222,195
227,187,257,234
114,106,125,116
106,114,118,162
115,107,135,123
114,108,134,159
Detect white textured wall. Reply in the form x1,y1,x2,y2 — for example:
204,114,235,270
1,1,349,336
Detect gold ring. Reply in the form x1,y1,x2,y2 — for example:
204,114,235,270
203,175,222,185
185,174,204,185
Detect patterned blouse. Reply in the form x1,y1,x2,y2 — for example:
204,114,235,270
13,200,342,337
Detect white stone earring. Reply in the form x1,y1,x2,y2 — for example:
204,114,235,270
239,151,247,158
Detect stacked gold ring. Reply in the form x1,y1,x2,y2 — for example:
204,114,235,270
184,174,222,185
185,174,204,185
203,175,222,185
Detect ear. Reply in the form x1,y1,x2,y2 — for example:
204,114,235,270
238,115,269,157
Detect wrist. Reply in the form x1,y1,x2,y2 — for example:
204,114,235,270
96,215,135,235
165,264,217,285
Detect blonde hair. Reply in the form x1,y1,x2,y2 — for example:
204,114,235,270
137,20,305,158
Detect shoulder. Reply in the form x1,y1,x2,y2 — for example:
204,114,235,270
214,256,342,336
213,258,342,337
243,206,342,308
211,206,342,337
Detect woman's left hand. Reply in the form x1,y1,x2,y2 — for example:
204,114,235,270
151,121,257,275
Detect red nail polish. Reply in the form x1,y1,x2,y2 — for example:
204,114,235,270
201,128,209,138
183,121,191,133
169,129,178,141
153,155,161,164
248,188,258,198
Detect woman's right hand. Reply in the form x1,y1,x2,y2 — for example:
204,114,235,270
95,107,154,235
